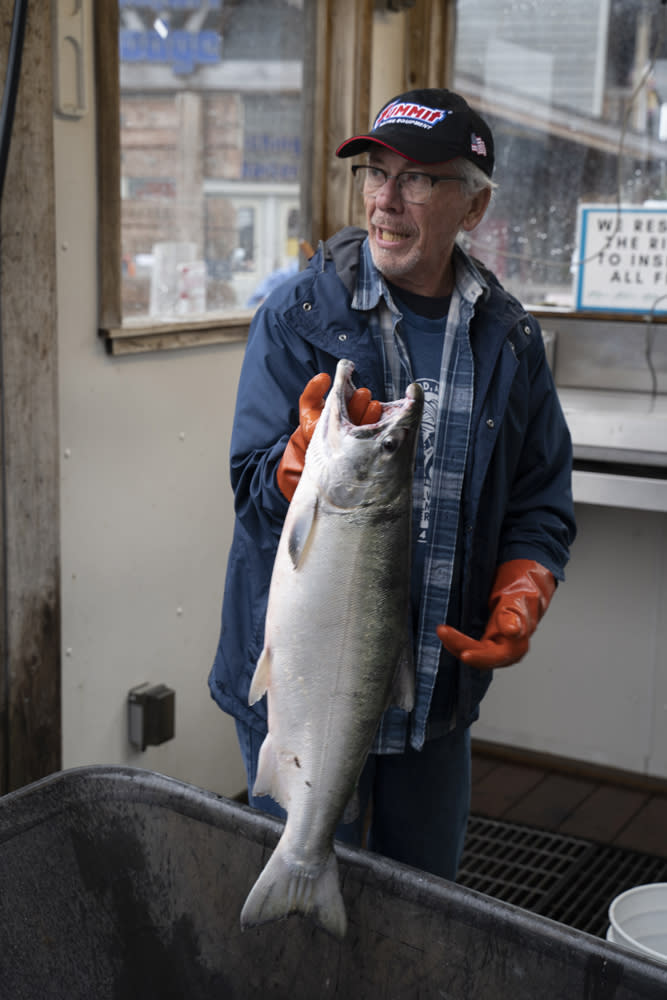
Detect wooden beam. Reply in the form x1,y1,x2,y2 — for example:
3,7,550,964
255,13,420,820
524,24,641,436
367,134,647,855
405,0,456,91
94,0,122,329
308,0,374,245
0,3,60,790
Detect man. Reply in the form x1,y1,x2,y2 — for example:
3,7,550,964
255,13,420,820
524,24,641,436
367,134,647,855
209,89,576,880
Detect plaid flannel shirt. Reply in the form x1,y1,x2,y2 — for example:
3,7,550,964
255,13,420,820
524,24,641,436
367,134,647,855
352,238,486,752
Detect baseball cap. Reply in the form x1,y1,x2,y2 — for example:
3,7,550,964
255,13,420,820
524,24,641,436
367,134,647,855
335,88,494,177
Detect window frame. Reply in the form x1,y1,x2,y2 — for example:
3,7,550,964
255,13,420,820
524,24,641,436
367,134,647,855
95,1,297,355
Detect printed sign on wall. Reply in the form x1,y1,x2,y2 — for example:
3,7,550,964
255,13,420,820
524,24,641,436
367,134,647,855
575,203,667,314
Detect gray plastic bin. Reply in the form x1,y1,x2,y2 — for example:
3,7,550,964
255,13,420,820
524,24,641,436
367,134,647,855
0,766,665,999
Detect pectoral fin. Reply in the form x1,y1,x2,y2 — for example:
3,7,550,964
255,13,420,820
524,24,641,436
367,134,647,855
287,493,318,569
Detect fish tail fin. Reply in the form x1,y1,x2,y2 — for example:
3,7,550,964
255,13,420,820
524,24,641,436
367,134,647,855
241,839,347,939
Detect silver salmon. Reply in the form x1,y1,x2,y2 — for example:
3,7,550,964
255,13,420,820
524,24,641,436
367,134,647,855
240,358,423,938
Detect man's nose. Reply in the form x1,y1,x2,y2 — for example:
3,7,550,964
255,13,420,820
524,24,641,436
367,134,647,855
373,175,403,210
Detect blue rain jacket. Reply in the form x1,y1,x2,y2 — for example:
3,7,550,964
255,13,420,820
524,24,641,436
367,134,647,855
209,227,576,741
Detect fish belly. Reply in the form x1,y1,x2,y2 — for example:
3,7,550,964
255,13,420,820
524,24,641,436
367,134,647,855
242,500,410,938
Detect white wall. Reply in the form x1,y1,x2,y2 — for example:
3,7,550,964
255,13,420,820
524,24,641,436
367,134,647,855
53,2,246,797
474,503,667,777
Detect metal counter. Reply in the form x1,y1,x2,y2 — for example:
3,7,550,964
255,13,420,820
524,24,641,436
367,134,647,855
540,314,667,512
559,387,667,511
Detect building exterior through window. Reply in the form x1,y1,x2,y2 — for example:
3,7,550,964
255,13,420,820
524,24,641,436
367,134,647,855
118,0,303,320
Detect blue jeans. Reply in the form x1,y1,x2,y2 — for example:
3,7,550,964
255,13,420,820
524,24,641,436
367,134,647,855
235,719,471,881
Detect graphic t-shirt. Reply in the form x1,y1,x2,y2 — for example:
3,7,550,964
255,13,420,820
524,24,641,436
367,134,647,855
387,284,451,629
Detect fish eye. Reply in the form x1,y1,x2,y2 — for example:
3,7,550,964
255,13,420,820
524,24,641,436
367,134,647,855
381,435,400,454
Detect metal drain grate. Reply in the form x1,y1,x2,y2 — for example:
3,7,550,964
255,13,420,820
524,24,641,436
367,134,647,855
458,815,667,937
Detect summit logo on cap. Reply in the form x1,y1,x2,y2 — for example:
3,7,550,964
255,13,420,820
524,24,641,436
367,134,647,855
373,101,451,131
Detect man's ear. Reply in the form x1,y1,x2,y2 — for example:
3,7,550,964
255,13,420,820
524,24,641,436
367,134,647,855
462,187,492,232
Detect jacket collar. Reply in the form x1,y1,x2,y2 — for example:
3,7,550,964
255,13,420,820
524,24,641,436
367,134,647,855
323,227,492,311
319,225,530,351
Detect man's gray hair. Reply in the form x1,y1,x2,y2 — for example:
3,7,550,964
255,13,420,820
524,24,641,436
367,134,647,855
455,157,497,197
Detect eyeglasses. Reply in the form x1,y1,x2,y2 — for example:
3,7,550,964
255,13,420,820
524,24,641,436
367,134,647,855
351,164,463,205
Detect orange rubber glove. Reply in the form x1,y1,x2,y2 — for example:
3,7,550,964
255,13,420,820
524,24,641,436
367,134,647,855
276,372,382,502
436,559,556,670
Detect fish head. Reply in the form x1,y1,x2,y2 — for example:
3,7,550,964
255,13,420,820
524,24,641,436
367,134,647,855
307,358,424,509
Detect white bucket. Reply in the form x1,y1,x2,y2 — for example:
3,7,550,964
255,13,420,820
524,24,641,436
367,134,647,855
607,883,667,966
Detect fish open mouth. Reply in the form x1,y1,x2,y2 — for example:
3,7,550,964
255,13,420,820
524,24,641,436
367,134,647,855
334,358,421,434
311,357,424,508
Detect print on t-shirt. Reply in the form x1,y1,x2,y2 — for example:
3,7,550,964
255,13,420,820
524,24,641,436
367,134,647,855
415,377,439,545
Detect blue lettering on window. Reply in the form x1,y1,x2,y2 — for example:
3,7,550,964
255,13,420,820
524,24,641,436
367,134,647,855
119,1,222,9
119,29,221,75
242,162,299,183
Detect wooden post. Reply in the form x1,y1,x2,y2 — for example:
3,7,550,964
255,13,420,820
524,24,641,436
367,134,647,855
0,3,60,791
405,0,456,91
94,0,122,330
307,0,374,245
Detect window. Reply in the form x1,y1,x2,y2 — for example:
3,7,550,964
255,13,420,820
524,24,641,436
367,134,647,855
100,0,304,350
452,0,667,315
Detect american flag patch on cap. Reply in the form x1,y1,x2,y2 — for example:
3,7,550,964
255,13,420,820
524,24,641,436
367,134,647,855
471,133,487,156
